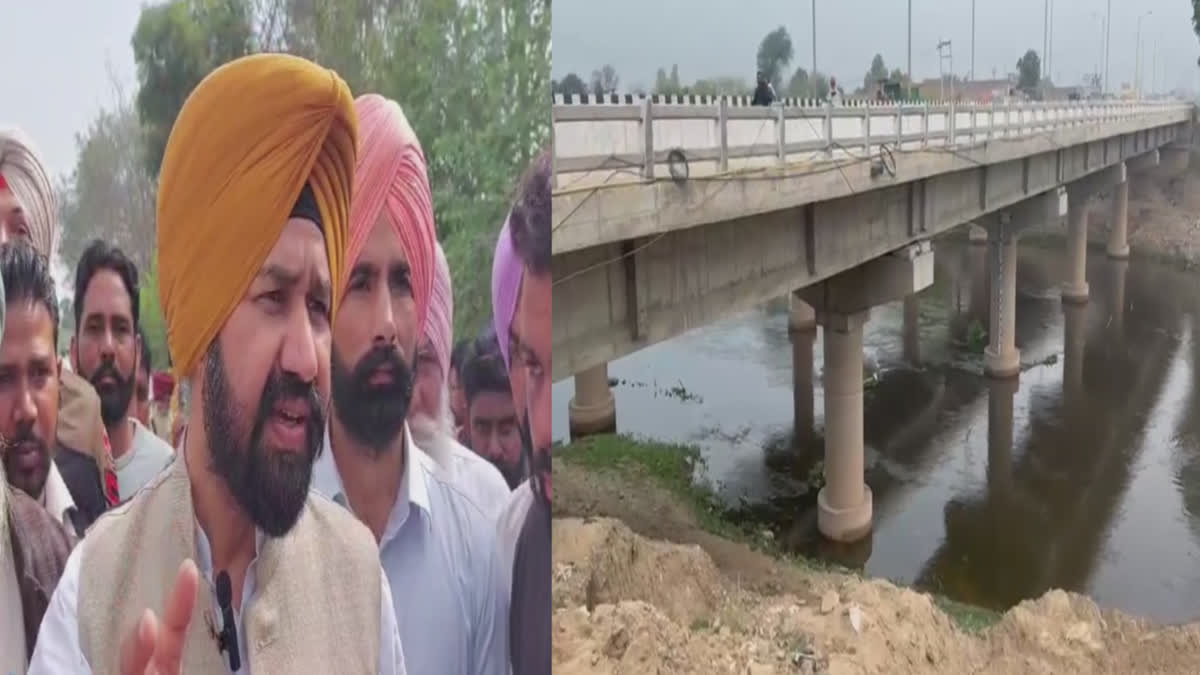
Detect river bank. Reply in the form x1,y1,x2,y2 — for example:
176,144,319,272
553,434,1200,674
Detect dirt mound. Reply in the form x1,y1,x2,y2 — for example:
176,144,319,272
552,516,1200,674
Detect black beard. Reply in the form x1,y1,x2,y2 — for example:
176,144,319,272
331,343,413,456
201,341,324,537
88,360,135,427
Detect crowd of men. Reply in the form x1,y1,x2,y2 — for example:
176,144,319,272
0,52,550,674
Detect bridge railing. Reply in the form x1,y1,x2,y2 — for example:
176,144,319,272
551,97,1192,188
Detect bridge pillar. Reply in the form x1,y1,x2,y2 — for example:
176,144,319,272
984,226,1021,378
568,363,616,438
789,294,817,443
1062,193,1090,304
817,309,873,543
1107,177,1130,260
1110,259,1129,334
903,294,921,366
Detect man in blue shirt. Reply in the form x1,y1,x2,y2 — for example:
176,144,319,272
313,93,509,675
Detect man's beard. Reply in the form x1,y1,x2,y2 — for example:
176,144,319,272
331,344,413,457
1,422,50,500
88,359,136,427
202,341,324,537
488,451,524,491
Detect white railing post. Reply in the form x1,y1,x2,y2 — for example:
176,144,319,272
862,103,871,156
718,97,729,173
921,102,929,148
641,97,655,179
776,104,786,165
823,100,834,159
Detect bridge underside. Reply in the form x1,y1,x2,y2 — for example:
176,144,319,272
553,120,1190,381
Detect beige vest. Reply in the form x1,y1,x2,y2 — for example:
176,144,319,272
77,453,381,674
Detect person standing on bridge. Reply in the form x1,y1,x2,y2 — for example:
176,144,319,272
752,70,776,106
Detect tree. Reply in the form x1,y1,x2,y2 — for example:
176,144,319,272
130,0,255,177
690,76,747,97
555,72,587,97
654,64,683,95
1016,49,1041,93
861,53,889,93
756,26,794,92
590,64,619,96
787,67,809,97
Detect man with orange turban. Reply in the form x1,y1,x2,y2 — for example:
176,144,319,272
29,55,406,675
313,93,508,675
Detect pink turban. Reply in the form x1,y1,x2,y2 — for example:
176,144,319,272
491,214,523,370
349,93,436,337
426,242,453,379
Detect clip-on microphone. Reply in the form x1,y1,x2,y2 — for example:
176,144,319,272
215,571,241,672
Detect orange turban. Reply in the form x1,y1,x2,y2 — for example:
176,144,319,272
156,54,358,377
349,94,437,339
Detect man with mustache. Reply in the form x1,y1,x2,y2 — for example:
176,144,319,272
29,54,405,674
496,149,552,675
0,128,117,512
406,242,509,514
0,243,76,675
70,240,173,502
0,241,103,538
313,93,508,675
459,332,524,489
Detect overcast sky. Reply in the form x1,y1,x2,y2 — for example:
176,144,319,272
1,0,143,180
554,0,1200,94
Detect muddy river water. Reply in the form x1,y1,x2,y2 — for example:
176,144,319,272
554,238,1200,623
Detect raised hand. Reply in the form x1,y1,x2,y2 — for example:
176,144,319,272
119,559,200,675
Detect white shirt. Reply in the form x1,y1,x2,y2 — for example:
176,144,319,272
496,479,535,593
313,425,510,675
1,535,27,675
413,424,511,520
114,419,175,502
39,462,75,529
27,513,407,674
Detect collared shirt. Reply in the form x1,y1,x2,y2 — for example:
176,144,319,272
38,462,75,530
27,515,407,674
313,425,509,675
114,419,175,502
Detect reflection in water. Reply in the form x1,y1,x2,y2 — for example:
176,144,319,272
552,240,1200,622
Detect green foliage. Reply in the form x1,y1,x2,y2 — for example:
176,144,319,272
1016,49,1041,93
138,257,170,370
554,73,587,97
862,53,888,93
590,64,619,96
756,26,793,92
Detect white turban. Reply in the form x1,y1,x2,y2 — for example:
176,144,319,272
0,127,57,257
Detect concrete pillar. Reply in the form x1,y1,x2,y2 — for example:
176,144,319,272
1107,179,1130,260
789,295,817,444
817,310,873,543
968,223,988,245
1062,195,1090,303
568,363,616,438
986,377,1018,498
903,294,921,366
984,228,1021,378
1062,301,1086,407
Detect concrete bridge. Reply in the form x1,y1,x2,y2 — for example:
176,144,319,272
552,94,1196,543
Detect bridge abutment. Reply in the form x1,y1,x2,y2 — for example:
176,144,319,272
568,363,617,438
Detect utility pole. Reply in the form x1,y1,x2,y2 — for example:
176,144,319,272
907,0,912,86
1104,0,1111,94
970,0,975,82
811,0,817,77
1042,0,1048,80
937,39,953,100
1048,0,1054,82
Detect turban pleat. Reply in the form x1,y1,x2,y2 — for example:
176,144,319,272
427,242,453,381
491,216,523,371
156,54,358,377
0,128,56,257
349,94,436,339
